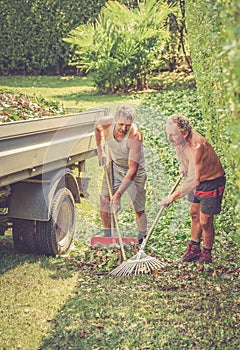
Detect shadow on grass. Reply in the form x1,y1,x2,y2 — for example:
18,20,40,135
0,234,78,279
38,273,165,350
38,257,240,350
0,235,40,275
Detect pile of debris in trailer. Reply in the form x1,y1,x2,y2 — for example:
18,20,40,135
0,90,63,122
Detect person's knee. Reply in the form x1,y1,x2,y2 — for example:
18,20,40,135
100,196,110,212
200,213,213,230
135,210,146,222
136,210,145,217
190,207,199,221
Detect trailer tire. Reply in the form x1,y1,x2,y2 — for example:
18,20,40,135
35,188,75,256
12,219,36,253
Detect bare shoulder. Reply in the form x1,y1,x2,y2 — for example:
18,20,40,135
189,131,207,162
190,131,205,149
129,124,143,142
94,116,113,130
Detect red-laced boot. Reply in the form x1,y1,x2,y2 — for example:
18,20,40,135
199,247,212,264
182,240,200,262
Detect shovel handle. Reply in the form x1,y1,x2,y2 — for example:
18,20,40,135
140,176,182,250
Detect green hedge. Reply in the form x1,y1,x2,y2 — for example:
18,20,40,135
0,0,188,76
0,0,107,75
185,0,239,242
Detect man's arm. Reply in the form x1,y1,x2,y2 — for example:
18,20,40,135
94,116,113,166
170,167,195,201
161,144,203,205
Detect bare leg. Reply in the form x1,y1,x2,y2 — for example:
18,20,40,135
189,203,202,242
135,210,147,233
200,212,215,249
100,195,111,235
181,203,202,261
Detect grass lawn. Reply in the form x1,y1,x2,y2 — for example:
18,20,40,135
0,75,144,112
1,233,239,350
0,76,239,349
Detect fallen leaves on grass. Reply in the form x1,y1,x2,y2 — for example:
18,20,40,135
64,240,239,285
40,243,239,350
67,243,139,273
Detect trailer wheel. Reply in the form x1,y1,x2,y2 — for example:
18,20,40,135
12,219,36,253
35,188,75,256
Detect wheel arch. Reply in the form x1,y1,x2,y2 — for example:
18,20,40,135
50,169,81,205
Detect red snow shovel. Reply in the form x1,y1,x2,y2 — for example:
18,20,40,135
90,163,137,253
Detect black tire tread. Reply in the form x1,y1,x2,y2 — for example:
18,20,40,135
35,188,75,256
12,219,36,253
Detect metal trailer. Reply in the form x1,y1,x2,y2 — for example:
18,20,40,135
0,108,107,256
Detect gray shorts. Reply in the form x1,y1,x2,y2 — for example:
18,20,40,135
188,174,226,215
101,163,147,212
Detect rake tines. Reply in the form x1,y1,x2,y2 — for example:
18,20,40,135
108,177,182,277
109,249,165,276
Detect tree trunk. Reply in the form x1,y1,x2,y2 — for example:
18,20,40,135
179,0,193,70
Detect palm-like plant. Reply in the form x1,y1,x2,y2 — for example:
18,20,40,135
64,0,174,92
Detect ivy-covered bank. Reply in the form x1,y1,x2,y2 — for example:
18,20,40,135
185,0,240,242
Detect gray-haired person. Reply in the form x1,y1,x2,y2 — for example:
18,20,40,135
160,114,226,264
95,104,147,243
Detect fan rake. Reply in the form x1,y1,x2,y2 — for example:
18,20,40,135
109,176,182,276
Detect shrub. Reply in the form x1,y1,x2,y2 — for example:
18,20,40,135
64,0,173,92
185,0,239,243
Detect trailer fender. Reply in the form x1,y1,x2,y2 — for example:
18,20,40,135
9,168,80,221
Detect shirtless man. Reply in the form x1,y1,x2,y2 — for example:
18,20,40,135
94,104,147,243
160,114,226,264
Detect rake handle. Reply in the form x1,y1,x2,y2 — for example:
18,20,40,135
140,176,182,251
104,164,127,261
109,160,115,235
